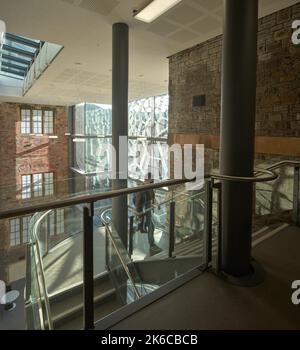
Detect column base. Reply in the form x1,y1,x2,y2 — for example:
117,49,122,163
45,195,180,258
213,258,265,287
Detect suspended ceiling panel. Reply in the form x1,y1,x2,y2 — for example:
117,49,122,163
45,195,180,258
0,0,298,106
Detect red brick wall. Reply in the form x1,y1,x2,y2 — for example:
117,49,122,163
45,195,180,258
0,102,69,282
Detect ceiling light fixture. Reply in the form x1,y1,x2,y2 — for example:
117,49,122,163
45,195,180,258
133,0,183,23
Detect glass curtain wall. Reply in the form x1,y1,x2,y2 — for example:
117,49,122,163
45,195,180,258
72,94,169,190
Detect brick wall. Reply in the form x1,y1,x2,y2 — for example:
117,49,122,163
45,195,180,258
169,3,300,171
0,102,69,283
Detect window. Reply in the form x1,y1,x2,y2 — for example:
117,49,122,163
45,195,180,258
33,110,42,134
20,108,55,135
44,110,54,134
22,216,32,243
10,216,32,247
33,173,43,197
10,219,20,247
21,172,54,199
21,175,31,199
44,172,54,196
47,209,65,236
21,109,31,134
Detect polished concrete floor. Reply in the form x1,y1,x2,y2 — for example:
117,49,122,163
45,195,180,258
0,279,26,330
111,225,300,330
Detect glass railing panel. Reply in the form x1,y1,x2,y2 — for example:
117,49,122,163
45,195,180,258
105,222,147,304
0,175,146,214
172,188,206,260
13,177,208,329
129,189,170,262
28,213,52,329
28,205,86,329
125,183,207,290
254,163,294,230
28,244,44,330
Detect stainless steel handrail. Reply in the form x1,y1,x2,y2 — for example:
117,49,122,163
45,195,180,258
4,161,298,221
210,168,278,183
104,223,141,300
265,160,300,171
30,211,53,330
12,159,300,330
3,162,299,221
0,178,195,220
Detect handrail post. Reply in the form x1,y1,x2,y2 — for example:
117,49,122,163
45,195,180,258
204,180,213,268
25,243,32,305
214,182,222,273
45,214,50,256
83,203,94,330
169,201,175,258
105,225,109,269
293,166,299,226
129,216,134,258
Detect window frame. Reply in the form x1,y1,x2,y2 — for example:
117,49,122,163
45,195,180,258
20,107,55,135
21,172,55,199
9,215,32,247
47,208,65,237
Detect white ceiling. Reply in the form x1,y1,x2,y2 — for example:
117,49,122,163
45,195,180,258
0,0,298,106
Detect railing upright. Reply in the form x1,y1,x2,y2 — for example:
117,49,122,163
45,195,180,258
83,203,94,330
129,215,134,257
215,182,222,273
168,201,175,258
204,180,213,268
293,166,300,226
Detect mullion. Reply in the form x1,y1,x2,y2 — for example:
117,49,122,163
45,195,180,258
2,44,35,59
1,61,27,72
1,67,25,77
2,53,31,66
5,33,40,49
43,173,46,197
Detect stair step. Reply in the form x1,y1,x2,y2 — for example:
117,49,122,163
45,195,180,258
148,224,289,260
52,288,117,328
55,296,121,330
49,271,110,304
252,223,289,247
49,271,122,329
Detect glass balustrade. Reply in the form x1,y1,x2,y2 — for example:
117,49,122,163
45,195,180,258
23,178,208,329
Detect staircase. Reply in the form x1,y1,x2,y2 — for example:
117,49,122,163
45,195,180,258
31,223,292,330
48,272,121,330
149,222,291,260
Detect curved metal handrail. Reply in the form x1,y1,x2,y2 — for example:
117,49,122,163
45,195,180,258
100,208,112,225
104,222,141,300
265,160,300,171
22,158,300,330
29,210,53,330
210,167,278,183
207,160,300,184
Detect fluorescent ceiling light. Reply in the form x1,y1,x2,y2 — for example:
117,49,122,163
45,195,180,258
134,0,183,23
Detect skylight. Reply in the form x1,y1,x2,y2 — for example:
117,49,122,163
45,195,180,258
0,32,42,80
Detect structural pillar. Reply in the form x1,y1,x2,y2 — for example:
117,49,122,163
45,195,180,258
112,23,129,247
219,0,258,277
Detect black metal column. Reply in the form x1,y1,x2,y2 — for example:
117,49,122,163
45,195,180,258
112,23,129,248
83,204,94,329
219,0,258,277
